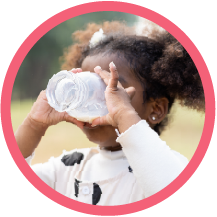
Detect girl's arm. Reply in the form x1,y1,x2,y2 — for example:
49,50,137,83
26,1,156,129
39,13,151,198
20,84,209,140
92,62,188,197
116,119,188,197
15,114,48,158
15,69,85,158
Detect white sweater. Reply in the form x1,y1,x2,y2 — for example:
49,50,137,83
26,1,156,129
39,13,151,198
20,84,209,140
26,120,188,205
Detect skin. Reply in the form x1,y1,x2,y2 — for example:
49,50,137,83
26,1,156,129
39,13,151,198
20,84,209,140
81,54,147,150
15,53,169,158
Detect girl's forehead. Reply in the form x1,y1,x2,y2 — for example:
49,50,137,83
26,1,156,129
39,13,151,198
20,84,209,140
81,54,144,91
82,54,133,78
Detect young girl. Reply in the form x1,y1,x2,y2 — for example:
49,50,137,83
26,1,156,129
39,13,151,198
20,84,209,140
15,21,204,205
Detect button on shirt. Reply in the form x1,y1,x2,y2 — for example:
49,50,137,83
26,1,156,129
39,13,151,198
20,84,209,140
82,186,90,195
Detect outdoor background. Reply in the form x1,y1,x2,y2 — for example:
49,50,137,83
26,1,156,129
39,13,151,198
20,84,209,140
11,12,205,165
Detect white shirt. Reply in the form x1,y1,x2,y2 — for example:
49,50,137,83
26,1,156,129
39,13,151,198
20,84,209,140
26,120,188,205
80,148,128,182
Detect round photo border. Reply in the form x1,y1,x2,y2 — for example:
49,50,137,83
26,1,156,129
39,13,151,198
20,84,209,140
1,1,215,216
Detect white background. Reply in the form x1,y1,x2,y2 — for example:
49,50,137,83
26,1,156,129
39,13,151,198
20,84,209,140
0,0,216,216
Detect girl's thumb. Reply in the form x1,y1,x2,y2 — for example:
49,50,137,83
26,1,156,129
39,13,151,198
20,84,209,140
125,87,136,100
91,115,109,127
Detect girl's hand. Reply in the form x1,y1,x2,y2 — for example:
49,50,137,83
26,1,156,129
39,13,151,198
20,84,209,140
16,68,84,158
28,68,85,130
92,62,141,133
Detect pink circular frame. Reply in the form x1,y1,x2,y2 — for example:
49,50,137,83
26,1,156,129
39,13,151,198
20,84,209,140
1,1,215,215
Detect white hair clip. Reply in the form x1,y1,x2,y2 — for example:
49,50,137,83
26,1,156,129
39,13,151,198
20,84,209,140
89,28,106,48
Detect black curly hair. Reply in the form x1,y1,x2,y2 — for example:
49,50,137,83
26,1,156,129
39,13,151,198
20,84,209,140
61,21,205,135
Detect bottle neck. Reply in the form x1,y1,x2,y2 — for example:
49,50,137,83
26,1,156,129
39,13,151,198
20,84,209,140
52,71,88,111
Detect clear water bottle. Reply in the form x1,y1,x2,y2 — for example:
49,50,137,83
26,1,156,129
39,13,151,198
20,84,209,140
46,70,108,123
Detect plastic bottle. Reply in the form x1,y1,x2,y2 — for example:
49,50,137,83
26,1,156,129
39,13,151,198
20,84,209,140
46,70,108,123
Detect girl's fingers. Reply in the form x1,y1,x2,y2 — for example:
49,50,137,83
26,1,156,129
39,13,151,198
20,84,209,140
77,68,82,73
38,90,48,101
91,115,109,127
94,66,110,85
70,68,77,73
70,68,82,73
73,119,85,129
94,63,123,89
125,87,136,100
64,113,85,129
108,62,119,90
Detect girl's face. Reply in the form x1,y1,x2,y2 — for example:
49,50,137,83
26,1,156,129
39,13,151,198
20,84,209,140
81,53,151,149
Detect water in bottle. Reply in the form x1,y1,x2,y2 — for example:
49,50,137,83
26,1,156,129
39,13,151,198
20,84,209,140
46,70,108,123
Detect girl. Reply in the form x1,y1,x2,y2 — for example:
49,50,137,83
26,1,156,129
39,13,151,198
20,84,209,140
15,21,204,205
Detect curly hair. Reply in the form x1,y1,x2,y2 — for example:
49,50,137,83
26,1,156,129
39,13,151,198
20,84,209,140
61,21,205,135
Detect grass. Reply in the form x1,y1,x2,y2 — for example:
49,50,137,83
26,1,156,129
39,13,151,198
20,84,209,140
11,99,205,165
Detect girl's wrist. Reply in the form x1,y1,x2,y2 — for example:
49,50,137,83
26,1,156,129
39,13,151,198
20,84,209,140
25,114,48,136
117,108,141,133
15,115,48,158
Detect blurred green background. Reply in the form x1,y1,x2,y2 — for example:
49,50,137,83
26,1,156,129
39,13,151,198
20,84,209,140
11,12,138,100
11,12,205,165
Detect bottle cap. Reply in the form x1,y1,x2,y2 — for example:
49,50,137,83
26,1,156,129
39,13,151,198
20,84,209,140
46,70,87,112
